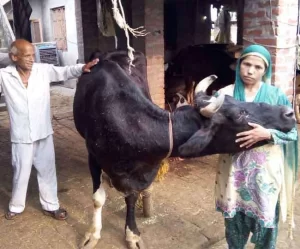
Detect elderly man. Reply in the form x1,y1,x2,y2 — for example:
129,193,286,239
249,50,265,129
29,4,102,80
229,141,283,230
0,39,98,220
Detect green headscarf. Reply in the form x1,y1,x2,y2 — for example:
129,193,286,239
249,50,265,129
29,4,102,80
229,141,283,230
233,44,273,102
233,44,298,237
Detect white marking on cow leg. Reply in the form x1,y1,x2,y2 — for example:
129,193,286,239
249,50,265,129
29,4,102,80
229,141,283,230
92,184,106,237
125,226,146,249
80,184,106,249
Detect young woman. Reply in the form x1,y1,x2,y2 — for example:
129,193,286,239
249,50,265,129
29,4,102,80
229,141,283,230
216,45,298,249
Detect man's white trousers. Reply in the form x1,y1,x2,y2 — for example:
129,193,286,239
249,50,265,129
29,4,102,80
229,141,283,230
9,135,59,213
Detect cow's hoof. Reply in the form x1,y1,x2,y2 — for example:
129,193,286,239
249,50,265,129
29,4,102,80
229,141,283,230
79,232,100,249
126,237,146,249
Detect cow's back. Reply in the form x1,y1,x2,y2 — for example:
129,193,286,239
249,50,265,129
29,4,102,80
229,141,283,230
96,51,151,100
73,51,169,161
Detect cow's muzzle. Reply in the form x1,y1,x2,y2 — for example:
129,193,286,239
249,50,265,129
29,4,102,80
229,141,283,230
283,107,295,120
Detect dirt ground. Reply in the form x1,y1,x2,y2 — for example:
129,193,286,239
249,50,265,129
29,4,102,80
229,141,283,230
0,86,299,249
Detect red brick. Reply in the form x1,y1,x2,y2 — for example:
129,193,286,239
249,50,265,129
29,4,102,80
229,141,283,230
258,0,278,8
271,7,284,16
253,38,277,46
244,10,266,19
243,20,252,28
244,29,263,36
259,20,278,27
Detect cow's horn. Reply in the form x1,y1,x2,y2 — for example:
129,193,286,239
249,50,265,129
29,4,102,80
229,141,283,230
195,75,218,94
200,92,225,117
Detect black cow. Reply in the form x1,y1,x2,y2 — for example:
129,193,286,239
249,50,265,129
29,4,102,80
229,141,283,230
73,51,295,249
165,45,237,107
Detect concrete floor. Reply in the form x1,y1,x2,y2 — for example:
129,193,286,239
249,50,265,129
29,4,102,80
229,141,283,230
0,86,299,249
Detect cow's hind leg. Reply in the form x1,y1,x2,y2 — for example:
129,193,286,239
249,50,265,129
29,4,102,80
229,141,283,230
80,154,106,249
125,193,146,249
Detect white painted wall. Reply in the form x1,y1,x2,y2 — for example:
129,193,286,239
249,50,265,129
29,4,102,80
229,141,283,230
28,0,43,21
0,0,9,6
29,0,79,66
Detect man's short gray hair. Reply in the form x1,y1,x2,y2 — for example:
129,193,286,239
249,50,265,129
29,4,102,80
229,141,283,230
10,45,18,55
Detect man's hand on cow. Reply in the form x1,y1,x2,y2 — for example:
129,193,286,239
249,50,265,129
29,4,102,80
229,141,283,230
235,122,271,148
82,58,99,73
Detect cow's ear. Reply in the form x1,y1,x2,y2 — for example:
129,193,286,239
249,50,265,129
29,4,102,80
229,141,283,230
178,128,215,157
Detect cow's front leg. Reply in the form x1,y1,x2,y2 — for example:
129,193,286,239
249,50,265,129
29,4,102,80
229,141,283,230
80,154,106,249
125,193,146,249
80,184,106,249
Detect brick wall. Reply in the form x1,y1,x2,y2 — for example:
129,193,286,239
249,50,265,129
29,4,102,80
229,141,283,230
132,0,165,108
243,0,298,100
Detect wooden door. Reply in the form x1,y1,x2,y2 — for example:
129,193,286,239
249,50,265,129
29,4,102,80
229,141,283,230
51,6,67,51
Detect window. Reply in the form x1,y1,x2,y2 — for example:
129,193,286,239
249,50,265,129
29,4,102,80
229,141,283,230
0,4,14,49
31,19,43,43
51,6,67,51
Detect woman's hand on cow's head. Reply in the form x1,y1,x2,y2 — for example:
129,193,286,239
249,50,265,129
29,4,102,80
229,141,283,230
235,122,271,148
82,58,99,73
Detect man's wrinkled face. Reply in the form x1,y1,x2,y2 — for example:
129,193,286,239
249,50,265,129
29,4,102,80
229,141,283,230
239,55,266,86
11,45,35,71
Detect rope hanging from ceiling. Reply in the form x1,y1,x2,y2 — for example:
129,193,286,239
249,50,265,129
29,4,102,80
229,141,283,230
111,0,148,71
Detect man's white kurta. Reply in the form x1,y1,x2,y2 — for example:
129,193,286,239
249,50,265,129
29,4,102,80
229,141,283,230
0,63,84,143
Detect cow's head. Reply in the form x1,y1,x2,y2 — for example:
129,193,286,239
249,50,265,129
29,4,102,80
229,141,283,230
178,75,296,157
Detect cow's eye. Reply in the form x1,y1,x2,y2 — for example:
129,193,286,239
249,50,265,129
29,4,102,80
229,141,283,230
240,110,247,115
